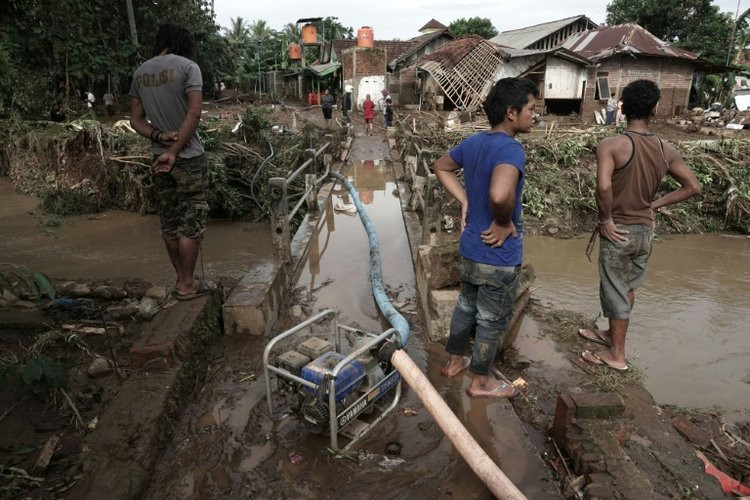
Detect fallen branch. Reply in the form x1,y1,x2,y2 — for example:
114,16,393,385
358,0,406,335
59,388,86,429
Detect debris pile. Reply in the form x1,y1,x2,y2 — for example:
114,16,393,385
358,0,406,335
396,112,750,235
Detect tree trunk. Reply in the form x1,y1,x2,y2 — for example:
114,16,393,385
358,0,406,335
125,0,138,48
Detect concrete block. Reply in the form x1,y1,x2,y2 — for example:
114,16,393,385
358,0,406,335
570,392,625,419
426,289,459,342
552,393,576,446
223,262,288,336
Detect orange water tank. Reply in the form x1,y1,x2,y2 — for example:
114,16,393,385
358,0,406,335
301,23,317,44
357,26,374,48
288,43,301,60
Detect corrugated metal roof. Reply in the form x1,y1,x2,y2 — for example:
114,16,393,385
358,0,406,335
563,23,698,61
490,15,594,49
305,62,341,77
494,45,590,65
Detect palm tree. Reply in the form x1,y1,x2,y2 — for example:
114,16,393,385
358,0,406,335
224,17,251,50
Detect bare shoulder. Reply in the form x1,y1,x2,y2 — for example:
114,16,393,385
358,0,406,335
655,138,684,165
597,135,630,153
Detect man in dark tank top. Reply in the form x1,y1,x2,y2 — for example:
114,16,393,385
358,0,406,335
579,79,701,371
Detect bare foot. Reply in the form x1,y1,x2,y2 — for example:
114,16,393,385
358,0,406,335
440,355,471,378
466,378,516,399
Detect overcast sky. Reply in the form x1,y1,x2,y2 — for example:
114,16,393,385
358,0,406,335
213,0,743,40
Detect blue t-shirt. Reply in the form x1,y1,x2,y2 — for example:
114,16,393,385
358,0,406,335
450,131,525,267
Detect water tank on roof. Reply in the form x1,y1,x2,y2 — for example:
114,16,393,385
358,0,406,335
357,26,374,48
302,23,317,44
288,43,301,60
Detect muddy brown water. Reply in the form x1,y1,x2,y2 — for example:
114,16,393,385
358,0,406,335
524,233,750,411
3,124,749,495
0,179,274,283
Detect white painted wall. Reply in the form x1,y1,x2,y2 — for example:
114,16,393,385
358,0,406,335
356,75,385,109
544,57,586,99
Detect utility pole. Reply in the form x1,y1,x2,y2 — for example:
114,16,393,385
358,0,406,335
727,0,742,66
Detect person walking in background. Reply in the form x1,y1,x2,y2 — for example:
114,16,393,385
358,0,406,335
103,90,116,118
579,79,700,371
129,23,210,301
363,93,375,136
86,90,96,119
605,92,617,125
384,96,393,128
434,77,539,399
342,85,352,124
320,89,334,128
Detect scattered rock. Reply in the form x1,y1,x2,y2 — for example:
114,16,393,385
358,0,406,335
144,286,168,302
2,289,16,302
385,441,402,456
106,303,139,320
92,285,121,300
138,297,160,320
291,305,302,317
70,283,92,297
87,357,112,378
123,278,151,300
547,227,560,235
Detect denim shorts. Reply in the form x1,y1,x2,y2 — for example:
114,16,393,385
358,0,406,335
599,224,653,319
446,256,520,375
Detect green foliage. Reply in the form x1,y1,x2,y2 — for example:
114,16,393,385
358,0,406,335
0,266,56,301
605,0,733,65
449,17,498,39
0,0,225,119
41,188,100,216
205,155,247,218
240,106,271,144
1,355,67,397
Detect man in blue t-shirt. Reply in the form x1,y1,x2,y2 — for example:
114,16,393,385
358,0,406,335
434,77,538,399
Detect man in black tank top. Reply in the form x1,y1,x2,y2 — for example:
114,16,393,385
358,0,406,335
579,80,700,371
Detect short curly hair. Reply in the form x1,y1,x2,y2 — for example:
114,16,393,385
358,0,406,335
621,80,660,120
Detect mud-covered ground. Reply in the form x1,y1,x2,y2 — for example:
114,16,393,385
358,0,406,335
0,278,158,498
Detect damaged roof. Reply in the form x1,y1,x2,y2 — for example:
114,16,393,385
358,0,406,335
420,36,509,69
490,15,597,49
563,23,699,61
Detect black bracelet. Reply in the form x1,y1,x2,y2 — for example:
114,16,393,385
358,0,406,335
150,129,161,142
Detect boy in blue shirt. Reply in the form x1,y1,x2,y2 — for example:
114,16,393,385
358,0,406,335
434,77,538,399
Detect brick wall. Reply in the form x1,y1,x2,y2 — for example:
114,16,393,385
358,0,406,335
581,56,694,122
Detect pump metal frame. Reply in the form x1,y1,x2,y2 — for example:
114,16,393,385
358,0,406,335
263,309,402,451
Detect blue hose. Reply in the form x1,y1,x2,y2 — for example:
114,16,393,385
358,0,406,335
328,172,410,347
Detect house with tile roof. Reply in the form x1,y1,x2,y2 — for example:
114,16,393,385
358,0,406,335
563,23,707,120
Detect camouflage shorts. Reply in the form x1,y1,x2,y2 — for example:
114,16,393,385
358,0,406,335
152,154,208,240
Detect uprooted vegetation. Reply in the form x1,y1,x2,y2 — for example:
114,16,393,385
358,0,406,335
395,114,750,235
0,105,343,221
